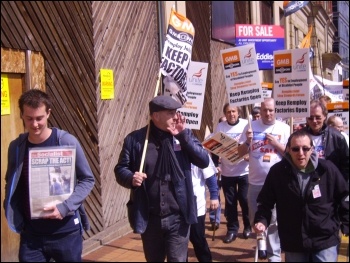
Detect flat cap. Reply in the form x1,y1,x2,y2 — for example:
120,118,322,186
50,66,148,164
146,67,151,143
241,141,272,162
149,95,182,114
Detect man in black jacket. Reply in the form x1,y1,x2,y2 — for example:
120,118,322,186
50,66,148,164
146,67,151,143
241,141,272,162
114,95,209,262
302,99,349,182
254,130,349,262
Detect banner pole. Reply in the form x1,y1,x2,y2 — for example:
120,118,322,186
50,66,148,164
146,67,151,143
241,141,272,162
139,70,162,172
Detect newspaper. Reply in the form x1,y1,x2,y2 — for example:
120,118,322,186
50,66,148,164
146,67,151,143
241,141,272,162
29,146,76,219
202,132,244,165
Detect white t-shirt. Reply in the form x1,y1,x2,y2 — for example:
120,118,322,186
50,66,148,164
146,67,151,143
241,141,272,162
191,154,217,217
240,119,290,185
311,134,325,159
215,119,249,177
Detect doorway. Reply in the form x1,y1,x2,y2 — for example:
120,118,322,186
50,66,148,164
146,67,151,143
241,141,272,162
1,73,25,262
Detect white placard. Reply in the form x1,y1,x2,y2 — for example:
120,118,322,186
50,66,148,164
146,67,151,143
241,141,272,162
220,44,263,107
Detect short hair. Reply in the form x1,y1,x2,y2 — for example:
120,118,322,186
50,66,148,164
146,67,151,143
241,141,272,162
310,99,328,117
252,106,261,115
286,130,313,148
18,89,52,114
223,102,242,116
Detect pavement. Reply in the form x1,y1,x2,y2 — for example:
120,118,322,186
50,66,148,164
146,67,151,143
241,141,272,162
82,190,349,262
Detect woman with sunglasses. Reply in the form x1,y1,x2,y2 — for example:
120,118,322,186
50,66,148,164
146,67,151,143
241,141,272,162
302,99,349,182
253,130,349,262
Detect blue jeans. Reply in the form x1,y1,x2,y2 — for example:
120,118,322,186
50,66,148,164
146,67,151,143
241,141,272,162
19,229,82,262
248,184,281,262
221,174,250,233
141,213,190,262
189,214,212,262
284,245,338,262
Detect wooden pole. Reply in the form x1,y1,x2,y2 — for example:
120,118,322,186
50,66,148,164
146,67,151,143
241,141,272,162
139,70,162,172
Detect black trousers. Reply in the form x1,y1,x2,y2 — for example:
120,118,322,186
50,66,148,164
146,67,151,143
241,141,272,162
221,174,250,233
189,214,212,262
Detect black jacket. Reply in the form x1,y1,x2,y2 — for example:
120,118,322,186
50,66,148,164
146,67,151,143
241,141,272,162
114,123,209,234
254,157,349,252
302,124,349,181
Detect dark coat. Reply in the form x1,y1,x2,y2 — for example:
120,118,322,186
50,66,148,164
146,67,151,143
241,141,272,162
114,123,209,234
254,158,349,252
302,124,349,181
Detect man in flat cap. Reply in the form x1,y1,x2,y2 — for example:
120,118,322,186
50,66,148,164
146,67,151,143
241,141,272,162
115,95,209,262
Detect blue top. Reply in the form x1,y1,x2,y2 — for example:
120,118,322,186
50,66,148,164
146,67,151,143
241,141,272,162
3,128,95,234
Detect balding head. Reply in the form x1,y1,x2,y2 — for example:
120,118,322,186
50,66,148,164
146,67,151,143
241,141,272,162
261,98,275,125
327,115,344,132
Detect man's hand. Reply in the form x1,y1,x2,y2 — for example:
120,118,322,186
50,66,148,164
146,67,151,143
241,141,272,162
254,222,266,234
43,205,63,220
168,112,185,135
246,128,253,144
209,199,219,211
132,171,147,187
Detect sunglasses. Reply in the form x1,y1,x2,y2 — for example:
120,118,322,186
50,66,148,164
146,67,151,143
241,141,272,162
290,146,312,153
307,116,323,121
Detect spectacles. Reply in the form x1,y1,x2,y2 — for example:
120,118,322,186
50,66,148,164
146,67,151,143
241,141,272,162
290,146,312,153
307,116,323,121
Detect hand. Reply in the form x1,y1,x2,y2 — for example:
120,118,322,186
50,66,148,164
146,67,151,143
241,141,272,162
209,199,219,210
168,112,185,135
246,128,253,144
254,222,266,233
43,205,63,220
243,154,249,162
132,172,147,187
265,133,276,146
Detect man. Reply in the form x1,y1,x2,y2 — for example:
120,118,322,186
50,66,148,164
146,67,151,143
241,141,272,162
212,104,251,243
209,116,226,231
251,106,261,120
3,89,95,262
318,95,331,106
303,100,349,182
239,98,290,262
189,154,219,262
254,130,349,262
326,115,349,146
114,95,209,262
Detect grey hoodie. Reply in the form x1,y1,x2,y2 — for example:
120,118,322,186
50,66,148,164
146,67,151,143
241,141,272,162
284,150,318,197
3,128,95,233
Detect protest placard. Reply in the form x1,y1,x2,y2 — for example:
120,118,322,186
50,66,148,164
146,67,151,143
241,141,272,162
165,61,208,130
220,44,263,107
273,48,310,118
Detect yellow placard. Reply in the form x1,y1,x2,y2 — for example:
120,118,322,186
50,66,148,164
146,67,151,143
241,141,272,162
1,74,11,115
100,69,114,100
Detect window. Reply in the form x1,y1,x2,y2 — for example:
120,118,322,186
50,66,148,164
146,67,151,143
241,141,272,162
294,27,299,48
211,1,235,45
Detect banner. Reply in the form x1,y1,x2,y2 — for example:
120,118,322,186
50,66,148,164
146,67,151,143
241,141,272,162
262,82,273,98
165,61,208,130
273,48,310,118
283,1,309,17
220,44,263,107
327,102,349,135
160,8,195,105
